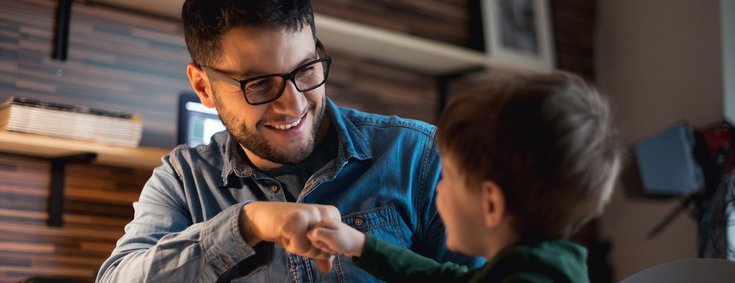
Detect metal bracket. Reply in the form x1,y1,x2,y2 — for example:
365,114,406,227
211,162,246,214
48,152,97,227
52,0,73,60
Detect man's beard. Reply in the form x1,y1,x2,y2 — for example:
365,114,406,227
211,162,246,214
216,93,326,165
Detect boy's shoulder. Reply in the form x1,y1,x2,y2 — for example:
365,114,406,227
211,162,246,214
479,240,589,283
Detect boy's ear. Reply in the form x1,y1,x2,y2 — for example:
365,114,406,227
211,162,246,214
481,180,506,228
186,63,216,108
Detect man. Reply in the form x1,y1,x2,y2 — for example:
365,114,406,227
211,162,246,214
97,0,477,282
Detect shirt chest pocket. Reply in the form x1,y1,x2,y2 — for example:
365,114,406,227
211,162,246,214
341,203,408,248
327,203,412,282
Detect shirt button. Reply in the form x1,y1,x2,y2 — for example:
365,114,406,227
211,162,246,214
269,185,280,193
220,254,230,264
354,217,364,227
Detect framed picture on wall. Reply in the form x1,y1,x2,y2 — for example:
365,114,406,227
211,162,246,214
481,0,555,70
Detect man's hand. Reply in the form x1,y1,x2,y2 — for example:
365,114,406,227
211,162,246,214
239,201,340,272
307,218,366,258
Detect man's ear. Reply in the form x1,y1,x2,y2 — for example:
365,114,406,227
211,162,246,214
186,63,216,108
481,180,507,228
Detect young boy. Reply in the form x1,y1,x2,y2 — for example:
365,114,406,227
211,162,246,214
306,72,622,282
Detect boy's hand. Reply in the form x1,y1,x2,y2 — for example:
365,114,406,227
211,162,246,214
307,218,366,258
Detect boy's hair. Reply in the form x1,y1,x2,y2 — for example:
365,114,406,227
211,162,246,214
182,0,316,67
436,72,621,239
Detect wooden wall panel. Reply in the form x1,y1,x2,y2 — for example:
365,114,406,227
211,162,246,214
0,153,149,282
1,0,191,148
552,0,596,80
328,50,438,123
313,0,471,46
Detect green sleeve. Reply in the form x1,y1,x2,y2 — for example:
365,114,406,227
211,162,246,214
355,234,474,282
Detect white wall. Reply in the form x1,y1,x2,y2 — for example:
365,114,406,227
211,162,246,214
595,0,723,280
722,0,735,260
724,0,735,124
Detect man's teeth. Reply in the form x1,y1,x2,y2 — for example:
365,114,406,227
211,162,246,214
271,117,302,130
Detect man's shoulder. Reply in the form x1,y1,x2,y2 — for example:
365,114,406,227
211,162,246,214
336,106,436,138
167,131,228,167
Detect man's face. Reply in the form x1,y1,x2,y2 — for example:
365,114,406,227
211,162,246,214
206,26,327,169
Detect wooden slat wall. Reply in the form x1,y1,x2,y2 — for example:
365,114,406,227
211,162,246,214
313,0,470,46
328,50,438,122
0,0,595,282
551,0,596,80
0,153,150,282
1,0,191,148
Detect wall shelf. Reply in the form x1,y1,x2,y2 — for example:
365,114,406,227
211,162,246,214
0,131,169,169
315,13,544,75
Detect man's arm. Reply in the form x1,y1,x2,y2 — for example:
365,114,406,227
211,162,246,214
97,156,339,282
96,156,254,282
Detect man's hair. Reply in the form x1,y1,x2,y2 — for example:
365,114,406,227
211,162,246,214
436,72,621,239
182,0,316,66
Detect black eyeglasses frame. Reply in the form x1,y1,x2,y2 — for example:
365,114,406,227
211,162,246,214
201,40,331,105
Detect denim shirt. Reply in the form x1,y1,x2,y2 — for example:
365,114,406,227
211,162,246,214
97,98,478,282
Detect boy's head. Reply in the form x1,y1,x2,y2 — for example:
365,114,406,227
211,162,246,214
436,72,621,248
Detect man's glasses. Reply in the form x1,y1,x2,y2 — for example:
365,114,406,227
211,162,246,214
201,40,332,105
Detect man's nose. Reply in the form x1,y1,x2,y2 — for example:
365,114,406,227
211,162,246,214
270,80,306,116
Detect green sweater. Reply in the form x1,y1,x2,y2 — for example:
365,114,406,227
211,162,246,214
355,235,589,283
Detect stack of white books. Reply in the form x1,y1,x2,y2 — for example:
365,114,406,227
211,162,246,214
0,96,143,147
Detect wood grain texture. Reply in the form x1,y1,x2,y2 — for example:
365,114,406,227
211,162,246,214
0,153,147,282
313,0,470,46
551,0,596,80
1,0,190,148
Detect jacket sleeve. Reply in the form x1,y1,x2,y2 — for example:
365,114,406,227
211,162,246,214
356,234,476,282
96,155,257,282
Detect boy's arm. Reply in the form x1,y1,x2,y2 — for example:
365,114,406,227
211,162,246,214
356,234,474,282
308,219,475,282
